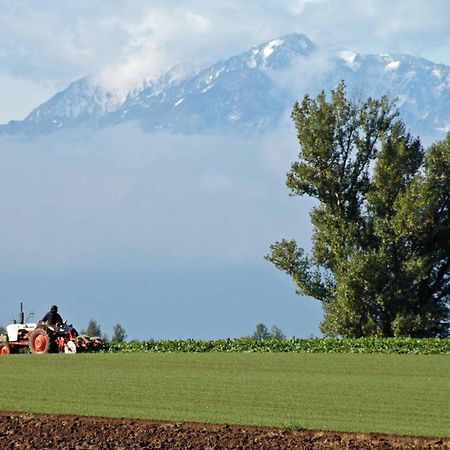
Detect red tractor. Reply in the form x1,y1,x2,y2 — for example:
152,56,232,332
0,304,103,355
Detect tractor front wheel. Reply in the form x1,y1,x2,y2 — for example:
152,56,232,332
29,329,51,354
0,344,11,355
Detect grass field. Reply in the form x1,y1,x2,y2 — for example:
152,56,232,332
1,353,449,437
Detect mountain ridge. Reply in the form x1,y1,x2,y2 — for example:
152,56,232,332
1,33,449,141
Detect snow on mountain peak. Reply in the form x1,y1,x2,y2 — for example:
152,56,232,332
432,68,443,79
263,39,285,59
1,32,448,142
24,77,124,125
385,60,401,71
92,63,194,102
241,33,315,71
338,50,359,69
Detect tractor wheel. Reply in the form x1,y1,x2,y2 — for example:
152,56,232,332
0,344,11,355
29,329,51,354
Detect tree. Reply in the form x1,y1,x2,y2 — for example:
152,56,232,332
252,323,270,339
84,319,102,337
0,325,6,335
112,323,127,343
269,325,286,340
266,82,450,338
251,323,286,339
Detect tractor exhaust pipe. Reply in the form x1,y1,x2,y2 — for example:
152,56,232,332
19,302,24,324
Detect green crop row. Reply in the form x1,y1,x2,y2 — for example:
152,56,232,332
104,337,450,354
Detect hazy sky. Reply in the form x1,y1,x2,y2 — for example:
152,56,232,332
0,1,449,339
0,0,449,123
0,127,322,339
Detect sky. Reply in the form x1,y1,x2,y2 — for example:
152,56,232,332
0,1,449,339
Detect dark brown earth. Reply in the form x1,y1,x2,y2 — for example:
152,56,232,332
0,412,449,449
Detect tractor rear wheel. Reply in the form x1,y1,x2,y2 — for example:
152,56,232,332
0,344,11,355
29,329,51,354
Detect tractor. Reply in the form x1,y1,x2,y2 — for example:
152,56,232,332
0,303,104,354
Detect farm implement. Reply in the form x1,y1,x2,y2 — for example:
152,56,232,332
0,303,103,354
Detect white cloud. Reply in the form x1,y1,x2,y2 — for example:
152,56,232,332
0,128,310,271
289,0,325,15
0,124,323,340
293,0,450,62
0,0,449,121
268,47,336,97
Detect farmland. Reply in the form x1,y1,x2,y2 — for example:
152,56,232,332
1,353,449,438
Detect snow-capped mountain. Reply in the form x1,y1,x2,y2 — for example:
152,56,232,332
330,50,450,140
105,33,316,134
1,33,449,141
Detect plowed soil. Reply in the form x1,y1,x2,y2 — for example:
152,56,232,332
0,412,449,449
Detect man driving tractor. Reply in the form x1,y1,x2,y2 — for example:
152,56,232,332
41,305,63,327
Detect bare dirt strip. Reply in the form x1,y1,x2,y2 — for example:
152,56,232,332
0,412,449,449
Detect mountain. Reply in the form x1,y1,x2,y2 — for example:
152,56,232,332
1,33,449,141
105,34,316,134
328,51,450,140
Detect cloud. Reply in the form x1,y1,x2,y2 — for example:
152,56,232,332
2,1,449,85
290,0,450,62
0,0,449,121
0,126,324,340
268,47,336,99
0,126,311,272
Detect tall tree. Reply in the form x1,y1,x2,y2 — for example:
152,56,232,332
250,323,286,339
266,82,450,338
269,325,286,340
84,319,102,337
251,323,271,339
112,323,127,343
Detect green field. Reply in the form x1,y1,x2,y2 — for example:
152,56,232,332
1,353,449,437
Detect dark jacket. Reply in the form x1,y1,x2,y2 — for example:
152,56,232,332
41,310,63,326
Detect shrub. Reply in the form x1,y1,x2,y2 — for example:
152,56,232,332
103,337,450,355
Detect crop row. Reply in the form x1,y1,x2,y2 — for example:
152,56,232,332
104,337,450,355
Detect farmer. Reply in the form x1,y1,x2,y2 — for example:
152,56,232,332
41,305,64,327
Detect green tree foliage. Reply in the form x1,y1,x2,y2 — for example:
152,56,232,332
252,323,270,339
0,325,6,335
269,325,286,339
251,323,286,339
112,323,127,343
84,319,102,337
266,82,450,338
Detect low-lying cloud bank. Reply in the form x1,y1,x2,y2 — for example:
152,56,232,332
0,125,321,339
0,125,313,270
